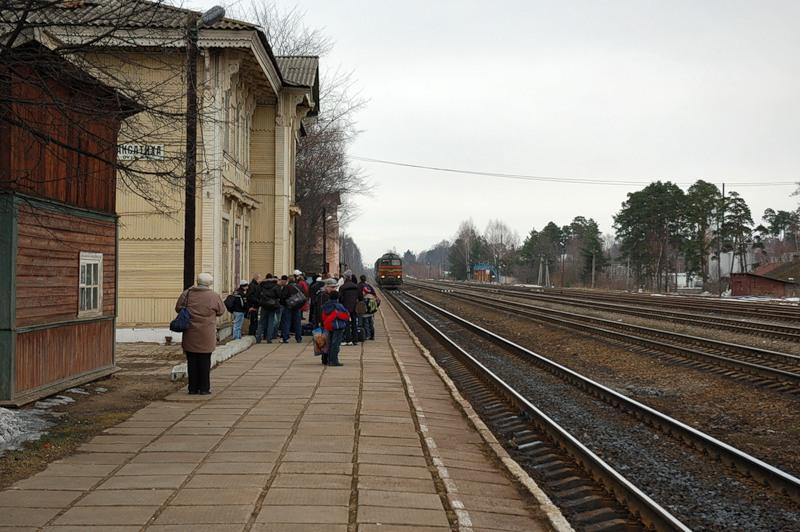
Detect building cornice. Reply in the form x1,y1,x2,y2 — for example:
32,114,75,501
47,26,284,95
222,183,260,209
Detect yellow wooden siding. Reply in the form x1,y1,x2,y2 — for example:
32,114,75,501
117,297,181,327
118,240,183,296
248,105,276,276
118,186,184,240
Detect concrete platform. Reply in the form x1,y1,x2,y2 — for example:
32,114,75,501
0,301,567,531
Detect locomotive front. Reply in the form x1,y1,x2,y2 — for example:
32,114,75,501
375,253,403,289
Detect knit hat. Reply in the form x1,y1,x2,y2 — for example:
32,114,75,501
324,278,337,287
197,273,213,287
239,280,249,286
293,269,302,276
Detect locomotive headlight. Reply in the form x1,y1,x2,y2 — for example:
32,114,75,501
396,275,400,278
380,275,385,278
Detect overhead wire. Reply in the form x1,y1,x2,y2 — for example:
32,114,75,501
349,156,799,188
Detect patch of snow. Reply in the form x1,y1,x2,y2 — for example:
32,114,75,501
34,395,75,410
66,387,89,395
94,387,108,393
0,407,52,454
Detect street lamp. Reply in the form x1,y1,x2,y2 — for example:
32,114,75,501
183,6,225,289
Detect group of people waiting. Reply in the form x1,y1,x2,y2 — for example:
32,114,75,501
176,269,380,395
228,269,380,363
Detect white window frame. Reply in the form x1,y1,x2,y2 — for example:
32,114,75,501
78,252,103,317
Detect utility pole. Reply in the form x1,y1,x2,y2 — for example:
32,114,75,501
626,257,630,291
717,182,725,296
321,207,327,273
537,256,543,286
182,6,225,290
591,251,596,289
182,13,199,290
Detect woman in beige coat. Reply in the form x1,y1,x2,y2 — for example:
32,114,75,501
175,273,225,395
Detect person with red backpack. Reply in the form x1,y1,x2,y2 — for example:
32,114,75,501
357,274,379,340
320,290,349,366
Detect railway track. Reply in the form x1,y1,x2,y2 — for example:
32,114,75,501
409,280,800,392
426,280,800,343
529,284,799,322
389,290,800,531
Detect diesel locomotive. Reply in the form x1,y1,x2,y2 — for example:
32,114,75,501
374,252,403,289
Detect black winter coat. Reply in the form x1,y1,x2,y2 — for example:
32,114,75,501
314,290,331,327
308,281,324,322
339,280,362,313
230,289,247,313
280,283,301,306
246,281,260,309
256,281,281,309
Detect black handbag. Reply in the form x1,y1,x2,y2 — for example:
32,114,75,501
286,289,306,310
170,289,192,332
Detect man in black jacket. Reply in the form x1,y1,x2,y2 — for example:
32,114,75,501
308,275,325,327
255,275,281,344
314,277,337,327
245,274,261,336
339,274,362,345
279,275,304,343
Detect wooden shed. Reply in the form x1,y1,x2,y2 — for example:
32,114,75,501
0,41,139,405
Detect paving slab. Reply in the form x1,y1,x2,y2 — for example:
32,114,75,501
0,489,81,507
153,505,254,524
255,505,350,524
0,507,62,527
76,489,173,506
53,506,159,525
170,488,262,506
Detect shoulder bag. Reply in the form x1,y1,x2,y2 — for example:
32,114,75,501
170,289,192,332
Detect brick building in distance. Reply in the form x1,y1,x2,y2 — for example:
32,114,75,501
730,258,800,298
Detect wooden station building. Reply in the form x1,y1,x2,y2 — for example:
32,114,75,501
0,38,139,405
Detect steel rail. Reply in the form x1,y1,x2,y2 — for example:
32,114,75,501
546,287,800,321
389,292,692,532
410,280,800,387
432,281,800,342
397,289,800,503
434,280,800,321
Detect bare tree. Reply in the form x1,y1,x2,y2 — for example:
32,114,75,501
484,218,519,279
237,1,370,272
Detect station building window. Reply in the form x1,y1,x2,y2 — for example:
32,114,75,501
78,252,103,317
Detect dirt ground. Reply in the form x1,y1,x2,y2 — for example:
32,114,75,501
0,343,184,489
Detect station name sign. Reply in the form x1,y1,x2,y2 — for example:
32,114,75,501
118,143,165,160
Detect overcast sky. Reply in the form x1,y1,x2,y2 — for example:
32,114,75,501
188,0,800,266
